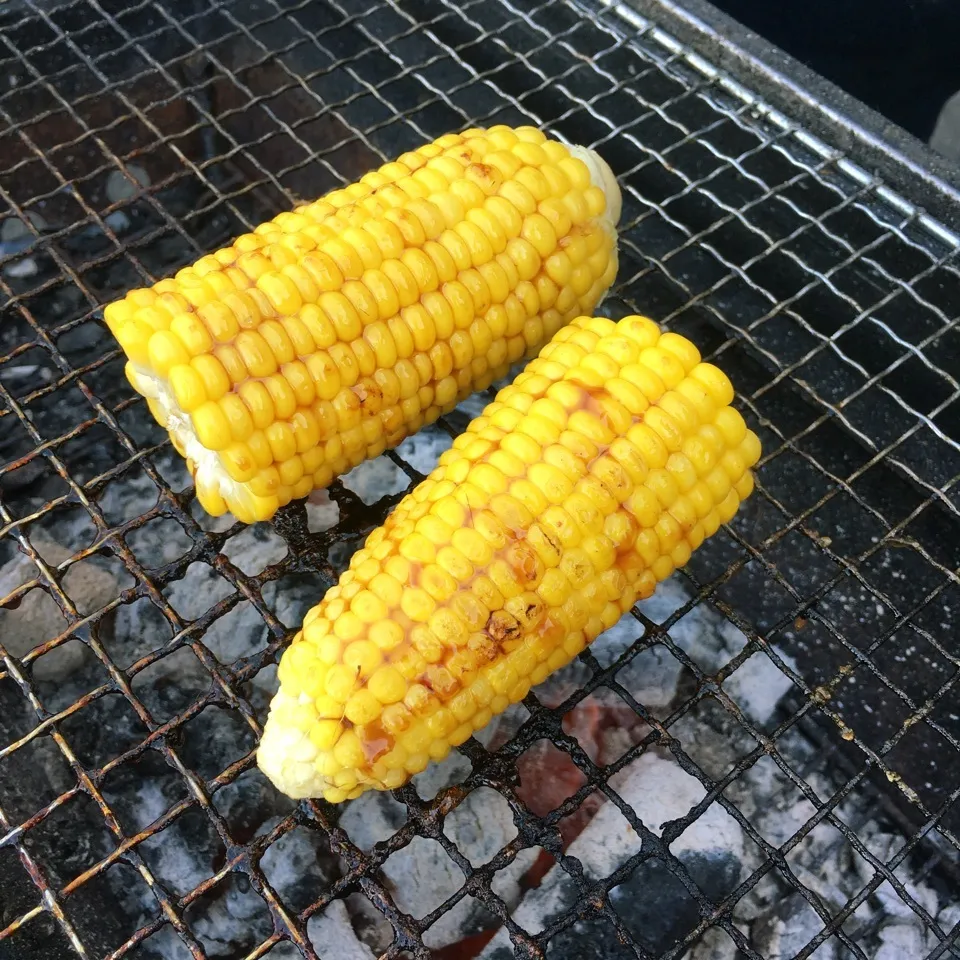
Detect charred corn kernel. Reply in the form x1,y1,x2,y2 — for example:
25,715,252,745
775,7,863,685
259,315,759,801
105,130,620,524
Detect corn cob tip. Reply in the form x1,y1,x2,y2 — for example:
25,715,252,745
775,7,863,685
125,362,280,523
257,314,760,803
258,688,326,799
569,145,622,228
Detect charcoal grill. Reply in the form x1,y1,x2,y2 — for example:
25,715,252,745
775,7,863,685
2,0,960,957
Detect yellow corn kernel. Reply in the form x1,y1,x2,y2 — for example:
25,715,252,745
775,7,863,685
170,312,214,356
282,360,315,407
715,406,748,448
259,315,759,801
262,375,296,421
220,442,257,483
301,250,344,292
218,393,255,443
168,364,207,412
266,421,297,462
192,401,232,451
111,318,152,365
106,129,621,525
256,274,302,316
147,330,190,376
259,320,296,366
278,456,304,486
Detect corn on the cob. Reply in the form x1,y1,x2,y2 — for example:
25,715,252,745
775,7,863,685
102,127,621,523
258,314,761,802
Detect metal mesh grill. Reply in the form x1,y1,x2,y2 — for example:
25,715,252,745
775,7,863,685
1,0,959,957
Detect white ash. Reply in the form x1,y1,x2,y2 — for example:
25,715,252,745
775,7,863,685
875,923,925,960
479,581,952,960
258,817,339,915
724,646,798,726
306,900,375,960
340,456,411,505
339,720,538,952
304,492,340,533
480,751,746,958
3,256,38,278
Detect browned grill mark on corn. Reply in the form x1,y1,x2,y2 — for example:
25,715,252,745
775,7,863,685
258,315,761,802
102,126,621,523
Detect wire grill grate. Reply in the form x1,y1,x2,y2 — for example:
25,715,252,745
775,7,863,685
1,0,959,957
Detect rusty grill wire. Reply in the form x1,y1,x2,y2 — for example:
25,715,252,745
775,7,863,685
1,0,959,956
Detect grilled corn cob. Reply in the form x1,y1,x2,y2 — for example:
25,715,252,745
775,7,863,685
258,315,761,801
103,127,621,523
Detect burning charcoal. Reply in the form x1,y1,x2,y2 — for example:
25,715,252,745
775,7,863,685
393,422,456,477
305,491,340,533
264,572,332,637
639,578,749,674
609,628,684,712
138,804,225,907
187,873,273,958
937,903,960,939
370,834,480,949
537,913,637,960
220,524,288,577
636,575,797,723
611,847,746,955
688,927,740,958
336,746,483,863
1,212,45,247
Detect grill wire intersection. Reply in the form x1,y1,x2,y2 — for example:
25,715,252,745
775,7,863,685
1,0,960,957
